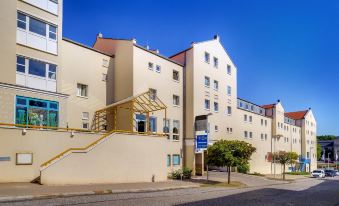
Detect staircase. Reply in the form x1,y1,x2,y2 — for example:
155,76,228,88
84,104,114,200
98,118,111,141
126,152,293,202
40,131,115,171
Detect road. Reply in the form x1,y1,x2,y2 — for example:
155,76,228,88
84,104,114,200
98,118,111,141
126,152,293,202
1,175,338,206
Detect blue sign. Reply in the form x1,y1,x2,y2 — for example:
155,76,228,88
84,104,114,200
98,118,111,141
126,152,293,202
196,135,208,149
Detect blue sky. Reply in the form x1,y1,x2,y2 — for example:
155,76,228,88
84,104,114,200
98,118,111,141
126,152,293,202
63,0,339,135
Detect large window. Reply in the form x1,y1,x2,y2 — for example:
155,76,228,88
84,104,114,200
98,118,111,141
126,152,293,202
173,120,180,141
15,96,59,127
29,59,46,77
173,154,181,166
29,18,46,36
77,84,88,97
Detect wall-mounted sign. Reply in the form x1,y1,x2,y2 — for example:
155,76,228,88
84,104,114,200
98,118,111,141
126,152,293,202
16,153,33,165
0,157,10,161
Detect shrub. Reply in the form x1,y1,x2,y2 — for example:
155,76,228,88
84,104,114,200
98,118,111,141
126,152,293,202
169,167,193,180
250,172,265,176
237,163,250,174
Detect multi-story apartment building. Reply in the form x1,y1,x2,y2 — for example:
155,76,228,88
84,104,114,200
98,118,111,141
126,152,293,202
0,0,317,184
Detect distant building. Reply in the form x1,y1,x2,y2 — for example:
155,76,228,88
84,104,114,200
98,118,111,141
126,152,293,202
318,137,339,161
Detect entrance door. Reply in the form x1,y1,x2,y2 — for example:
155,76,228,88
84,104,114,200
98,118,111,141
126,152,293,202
136,114,146,132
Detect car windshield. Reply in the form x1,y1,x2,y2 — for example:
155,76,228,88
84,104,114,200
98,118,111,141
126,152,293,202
325,170,332,172
313,170,322,173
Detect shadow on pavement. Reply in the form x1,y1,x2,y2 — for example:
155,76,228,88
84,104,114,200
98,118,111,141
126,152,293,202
176,179,339,206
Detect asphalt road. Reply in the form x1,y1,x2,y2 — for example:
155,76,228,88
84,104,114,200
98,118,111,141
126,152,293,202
1,176,338,206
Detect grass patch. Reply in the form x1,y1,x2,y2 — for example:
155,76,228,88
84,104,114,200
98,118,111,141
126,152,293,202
284,172,310,175
248,172,265,176
200,181,247,188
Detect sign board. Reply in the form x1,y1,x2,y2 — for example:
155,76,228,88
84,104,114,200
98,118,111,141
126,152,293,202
0,157,10,161
196,135,208,149
16,153,33,165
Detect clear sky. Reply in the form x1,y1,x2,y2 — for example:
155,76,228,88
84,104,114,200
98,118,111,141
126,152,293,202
63,0,339,135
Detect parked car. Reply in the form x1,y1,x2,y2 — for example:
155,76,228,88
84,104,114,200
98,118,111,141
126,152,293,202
334,170,339,176
311,170,325,178
324,170,336,177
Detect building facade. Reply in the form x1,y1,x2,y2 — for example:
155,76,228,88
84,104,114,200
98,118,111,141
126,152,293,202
0,0,317,184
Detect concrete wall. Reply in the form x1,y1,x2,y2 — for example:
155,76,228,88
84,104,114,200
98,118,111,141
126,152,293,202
0,127,100,182
41,134,168,185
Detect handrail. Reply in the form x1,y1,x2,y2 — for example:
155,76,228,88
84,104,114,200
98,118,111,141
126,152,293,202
0,122,101,133
40,129,167,168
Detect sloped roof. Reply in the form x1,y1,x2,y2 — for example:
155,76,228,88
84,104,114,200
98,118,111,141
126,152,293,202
285,110,308,120
262,104,275,109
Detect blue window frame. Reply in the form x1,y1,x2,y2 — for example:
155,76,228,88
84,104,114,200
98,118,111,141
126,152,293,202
15,96,59,127
149,117,157,132
173,154,180,166
167,155,171,167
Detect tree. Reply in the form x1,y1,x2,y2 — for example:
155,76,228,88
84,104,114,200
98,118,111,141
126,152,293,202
207,140,256,184
317,144,322,160
273,151,299,180
317,135,337,141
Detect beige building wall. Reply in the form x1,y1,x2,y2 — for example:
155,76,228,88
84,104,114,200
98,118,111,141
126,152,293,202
0,127,100,182
303,110,317,171
60,39,114,129
40,134,168,185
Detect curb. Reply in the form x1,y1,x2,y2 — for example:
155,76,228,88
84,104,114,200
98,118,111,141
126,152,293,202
0,185,199,203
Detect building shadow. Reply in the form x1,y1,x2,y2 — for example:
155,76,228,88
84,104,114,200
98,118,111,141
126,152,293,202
176,179,339,206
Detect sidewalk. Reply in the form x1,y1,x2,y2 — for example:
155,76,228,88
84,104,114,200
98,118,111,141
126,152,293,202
0,180,200,203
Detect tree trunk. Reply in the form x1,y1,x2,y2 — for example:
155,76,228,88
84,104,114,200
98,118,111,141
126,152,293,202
228,166,231,184
283,164,286,180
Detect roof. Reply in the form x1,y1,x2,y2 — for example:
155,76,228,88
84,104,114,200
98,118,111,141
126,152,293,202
262,104,275,109
237,98,265,109
63,38,113,57
285,110,308,120
93,37,183,67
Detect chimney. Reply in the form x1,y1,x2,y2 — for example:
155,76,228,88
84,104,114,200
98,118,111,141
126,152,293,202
155,49,159,54
309,107,311,110
214,34,220,41
146,45,150,50
132,38,137,44
97,33,103,38
277,99,280,103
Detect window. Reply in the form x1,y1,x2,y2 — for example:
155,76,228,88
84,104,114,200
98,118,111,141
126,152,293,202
261,119,264,126
155,65,161,73
244,114,248,122
213,57,218,68
48,64,57,80
15,96,58,127
82,112,89,120
163,118,170,136
204,99,210,110
265,134,267,141
213,80,219,90
215,125,218,132
148,62,154,70
227,65,231,75
204,52,210,63
261,134,264,141
173,70,179,81
16,56,25,73
102,73,108,82
251,105,254,111
29,59,46,77
49,25,57,40
173,154,180,166
244,131,248,138
204,76,210,87
227,106,232,115
265,120,267,126
173,95,180,106
173,120,180,140
82,123,89,129
149,117,157,133
17,13,26,30
77,84,88,97
102,59,109,67
167,155,171,167
249,132,253,139
249,116,253,123
29,18,46,36
227,86,232,96
214,102,219,112
230,128,233,133
149,89,157,101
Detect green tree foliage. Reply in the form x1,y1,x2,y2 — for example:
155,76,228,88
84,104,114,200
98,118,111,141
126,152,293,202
207,140,256,184
317,135,337,141
273,151,299,180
